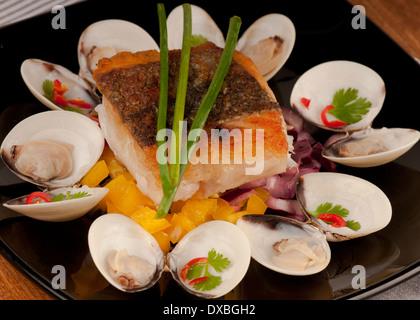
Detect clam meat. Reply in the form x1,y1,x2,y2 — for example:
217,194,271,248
1,110,104,188
10,139,74,182
107,248,156,290
323,127,420,167
88,215,251,298
236,13,295,81
236,214,330,276
88,214,165,292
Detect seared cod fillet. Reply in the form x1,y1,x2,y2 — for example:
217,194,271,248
93,42,293,205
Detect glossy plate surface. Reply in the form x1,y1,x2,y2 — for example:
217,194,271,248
0,0,419,300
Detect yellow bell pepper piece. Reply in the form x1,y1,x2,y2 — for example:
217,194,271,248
179,198,217,226
104,174,154,216
100,146,128,179
130,206,171,235
166,214,196,244
80,160,110,188
246,193,268,215
152,231,171,254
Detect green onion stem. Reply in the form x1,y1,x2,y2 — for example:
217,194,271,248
156,3,171,194
156,6,242,219
169,3,192,186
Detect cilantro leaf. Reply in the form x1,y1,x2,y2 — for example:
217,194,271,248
51,191,91,202
186,263,206,281
346,220,361,231
207,249,230,273
311,202,349,218
328,88,371,124
183,249,231,292
191,34,208,47
192,275,222,291
42,79,54,101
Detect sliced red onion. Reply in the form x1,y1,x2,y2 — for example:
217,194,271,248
265,197,306,222
221,188,256,206
238,177,267,189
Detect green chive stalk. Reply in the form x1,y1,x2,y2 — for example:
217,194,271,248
156,3,242,219
169,3,192,186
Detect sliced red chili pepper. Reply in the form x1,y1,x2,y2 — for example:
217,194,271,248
188,276,209,286
321,105,348,128
317,213,346,228
68,98,93,109
26,191,52,205
53,90,68,106
53,79,68,95
181,257,208,281
301,97,311,108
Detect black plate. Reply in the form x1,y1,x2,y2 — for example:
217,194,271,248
0,0,419,300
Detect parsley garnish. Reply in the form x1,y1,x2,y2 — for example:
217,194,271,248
51,191,91,202
185,249,231,292
309,202,361,231
191,34,208,47
42,79,54,101
328,88,372,124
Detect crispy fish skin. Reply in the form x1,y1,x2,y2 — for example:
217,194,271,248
93,42,292,205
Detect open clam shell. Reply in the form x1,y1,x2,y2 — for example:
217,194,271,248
88,214,165,292
3,186,108,222
20,58,101,116
167,5,295,81
0,110,104,189
78,19,159,87
236,214,331,276
296,172,392,241
168,220,251,299
323,127,420,168
290,60,386,132
236,13,296,81
88,217,250,298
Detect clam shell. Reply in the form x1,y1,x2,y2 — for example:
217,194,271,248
236,13,296,81
167,6,295,81
236,214,331,275
296,172,392,241
323,127,420,167
3,186,108,222
167,220,251,299
88,214,165,292
166,4,225,50
0,110,104,188
290,60,386,132
20,58,100,115
78,19,159,87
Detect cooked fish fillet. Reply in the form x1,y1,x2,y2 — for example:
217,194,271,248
93,42,293,206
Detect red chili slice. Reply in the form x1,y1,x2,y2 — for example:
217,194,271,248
317,213,346,228
68,98,93,109
181,257,208,282
53,79,68,95
26,191,52,205
301,97,311,108
53,91,68,106
188,276,209,286
320,105,348,128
